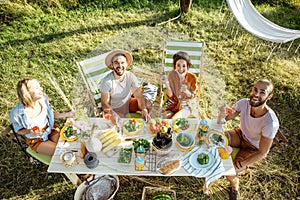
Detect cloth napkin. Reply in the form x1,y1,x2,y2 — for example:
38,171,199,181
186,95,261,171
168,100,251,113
182,146,225,188
142,83,158,102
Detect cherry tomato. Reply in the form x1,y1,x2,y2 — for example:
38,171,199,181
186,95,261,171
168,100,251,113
182,125,189,130
32,126,40,133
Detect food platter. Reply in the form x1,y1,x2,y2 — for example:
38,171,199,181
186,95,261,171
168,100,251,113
206,130,228,147
172,118,192,133
189,150,214,169
60,123,77,142
122,118,144,136
147,118,170,136
156,154,181,175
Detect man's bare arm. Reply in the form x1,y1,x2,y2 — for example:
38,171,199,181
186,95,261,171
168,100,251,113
132,87,149,122
100,92,111,112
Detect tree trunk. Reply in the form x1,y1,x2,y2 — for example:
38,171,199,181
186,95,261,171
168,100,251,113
180,0,193,13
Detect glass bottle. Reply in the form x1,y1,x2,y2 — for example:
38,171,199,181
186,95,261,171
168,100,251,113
198,119,209,147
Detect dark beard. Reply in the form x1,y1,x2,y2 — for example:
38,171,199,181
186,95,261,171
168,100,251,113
113,67,124,76
249,96,268,107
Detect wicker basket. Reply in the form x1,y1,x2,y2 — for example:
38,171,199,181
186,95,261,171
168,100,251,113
152,140,173,156
74,175,119,200
141,186,176,200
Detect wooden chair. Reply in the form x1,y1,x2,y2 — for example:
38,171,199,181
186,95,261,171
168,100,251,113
231,128,288,160
1,124,86,186
1,124,52,165
158,40,204,117
272,129,288,148
77,52,111,117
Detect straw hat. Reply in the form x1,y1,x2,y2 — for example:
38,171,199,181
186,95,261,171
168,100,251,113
105,49,133,69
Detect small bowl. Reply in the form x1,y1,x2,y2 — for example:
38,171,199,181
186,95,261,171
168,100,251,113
60,151,77,167
175,132,195,152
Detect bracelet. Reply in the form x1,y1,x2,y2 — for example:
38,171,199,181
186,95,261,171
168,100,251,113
238,161,243,168
142,109,148,113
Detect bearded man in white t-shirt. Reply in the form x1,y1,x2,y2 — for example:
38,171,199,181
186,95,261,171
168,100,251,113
100,49,150,123
224,79,279,199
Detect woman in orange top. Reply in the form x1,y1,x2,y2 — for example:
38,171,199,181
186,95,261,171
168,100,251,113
161,51,198,119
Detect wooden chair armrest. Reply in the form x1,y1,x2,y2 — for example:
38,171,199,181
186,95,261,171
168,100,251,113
1,125,12,137
276,129,288,143
272,129,288,148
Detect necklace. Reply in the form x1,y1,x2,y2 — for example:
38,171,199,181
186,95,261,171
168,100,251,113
118,75,125,82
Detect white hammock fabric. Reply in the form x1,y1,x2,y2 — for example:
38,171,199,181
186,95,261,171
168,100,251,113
226,0,300,43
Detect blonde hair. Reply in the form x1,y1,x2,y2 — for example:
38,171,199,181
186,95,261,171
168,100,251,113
17,78,36,107
255,79,274,95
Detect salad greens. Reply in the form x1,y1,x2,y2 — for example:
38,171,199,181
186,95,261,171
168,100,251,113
118,148,133,164
175,118,190,130
211,133,224,145
177,133,191,147
133,138,150,152
124,119,140,132
64,126,74,138
197,153,209,165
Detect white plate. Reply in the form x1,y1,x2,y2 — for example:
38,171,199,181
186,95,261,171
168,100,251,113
122,118,144,136
189,150,214,169
207,130,228,147
172,118,192,133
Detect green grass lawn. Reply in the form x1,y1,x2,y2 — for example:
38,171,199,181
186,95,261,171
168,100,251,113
0,0,299,199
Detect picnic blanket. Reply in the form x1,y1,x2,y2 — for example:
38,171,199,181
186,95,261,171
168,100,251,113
182,146,225,188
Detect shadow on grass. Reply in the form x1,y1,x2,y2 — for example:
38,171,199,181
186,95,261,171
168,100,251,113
0,138,74,199
115,175,231,200
3,10,180,47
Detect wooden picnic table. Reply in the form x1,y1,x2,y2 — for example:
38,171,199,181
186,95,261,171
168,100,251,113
47,118,236,185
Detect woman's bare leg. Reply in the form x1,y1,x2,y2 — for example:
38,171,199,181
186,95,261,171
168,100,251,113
36,141,57,156
49,132,60,143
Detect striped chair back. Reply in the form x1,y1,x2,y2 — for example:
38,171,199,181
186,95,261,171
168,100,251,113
77,52,111,115
162,41,204,75
159,40,204,117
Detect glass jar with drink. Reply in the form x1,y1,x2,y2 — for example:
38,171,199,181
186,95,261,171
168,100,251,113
197,119,209,147
103,108,112,120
